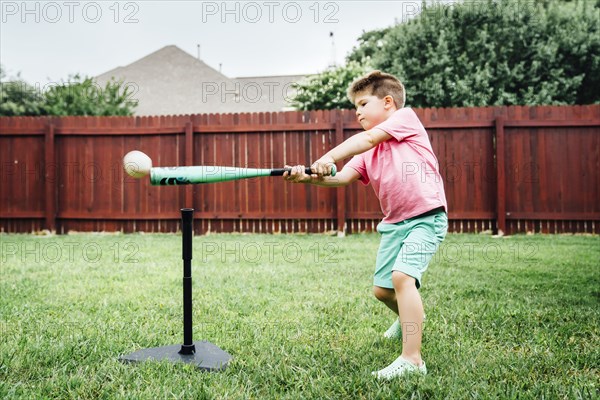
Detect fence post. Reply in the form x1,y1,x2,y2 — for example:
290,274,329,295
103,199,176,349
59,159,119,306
45,123,56,233
185,121,194,209
494,116,506,235
335,110,346,236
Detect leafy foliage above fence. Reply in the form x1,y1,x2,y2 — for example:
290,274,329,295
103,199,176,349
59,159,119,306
293,0,600,110
0,67,137,116
290,61,371,111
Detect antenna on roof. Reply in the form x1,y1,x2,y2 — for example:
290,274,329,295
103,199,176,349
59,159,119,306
197,44,201,60
219,63,222,73
329,31,337,68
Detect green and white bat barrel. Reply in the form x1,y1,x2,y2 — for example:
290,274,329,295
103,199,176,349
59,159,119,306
151,166,274,185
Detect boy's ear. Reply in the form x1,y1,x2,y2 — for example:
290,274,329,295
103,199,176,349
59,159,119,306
384,95,395,109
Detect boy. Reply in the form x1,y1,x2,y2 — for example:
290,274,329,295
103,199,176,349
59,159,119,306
283,70,448,380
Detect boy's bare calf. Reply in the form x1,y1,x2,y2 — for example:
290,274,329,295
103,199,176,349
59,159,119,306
392,271,424,366
373,286,399,314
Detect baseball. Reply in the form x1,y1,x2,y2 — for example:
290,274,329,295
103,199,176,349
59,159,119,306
123,150,152,178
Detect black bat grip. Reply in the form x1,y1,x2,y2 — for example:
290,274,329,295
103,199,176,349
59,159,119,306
271,168,312,176
271,164,337,177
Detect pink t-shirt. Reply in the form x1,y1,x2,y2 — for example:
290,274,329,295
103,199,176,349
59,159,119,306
345,108,447,224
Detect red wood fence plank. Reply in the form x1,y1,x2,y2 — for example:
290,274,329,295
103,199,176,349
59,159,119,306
495,116,507,235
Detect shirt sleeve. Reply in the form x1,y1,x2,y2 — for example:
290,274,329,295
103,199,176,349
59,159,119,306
345,154,369,185
373,108,423,142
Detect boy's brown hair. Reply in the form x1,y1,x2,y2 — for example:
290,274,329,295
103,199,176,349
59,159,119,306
347,70,406,109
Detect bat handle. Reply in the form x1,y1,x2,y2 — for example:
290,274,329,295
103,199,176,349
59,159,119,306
271,164,337,177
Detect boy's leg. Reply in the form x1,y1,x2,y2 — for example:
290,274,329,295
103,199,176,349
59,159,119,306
373,286,402,339
390,213,446,365
392,271,424,366
373,286,398,314
373,212,447,379
372,222,403,316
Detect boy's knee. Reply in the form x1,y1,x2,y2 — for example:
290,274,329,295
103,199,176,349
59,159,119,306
373,286,395,302
392,271,416,288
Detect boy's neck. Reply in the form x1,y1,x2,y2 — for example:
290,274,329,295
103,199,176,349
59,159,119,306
379,107,398,123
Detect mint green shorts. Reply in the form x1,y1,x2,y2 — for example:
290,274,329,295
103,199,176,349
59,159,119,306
374,210,448,289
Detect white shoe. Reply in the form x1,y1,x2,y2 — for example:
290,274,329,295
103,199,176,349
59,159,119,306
372,356,427,380
383,314,426,340
383,319,401,339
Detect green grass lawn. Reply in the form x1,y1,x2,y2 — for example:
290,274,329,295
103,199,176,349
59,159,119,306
1,232,598,399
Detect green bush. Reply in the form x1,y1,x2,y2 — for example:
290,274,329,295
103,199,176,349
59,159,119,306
370,0,600,107
290,61,372,111
42,74,137,116
0,67,137,116
293,0,599,109
0,67,46,116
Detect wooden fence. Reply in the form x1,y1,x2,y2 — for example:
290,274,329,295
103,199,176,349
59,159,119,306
1,105,599,235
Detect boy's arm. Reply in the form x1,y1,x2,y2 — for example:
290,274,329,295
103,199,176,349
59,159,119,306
283,165,361,187
311,128,392,175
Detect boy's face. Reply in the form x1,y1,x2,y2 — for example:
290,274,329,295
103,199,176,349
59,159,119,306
354,91,396,130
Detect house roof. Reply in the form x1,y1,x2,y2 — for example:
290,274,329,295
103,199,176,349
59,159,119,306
95,45,309,115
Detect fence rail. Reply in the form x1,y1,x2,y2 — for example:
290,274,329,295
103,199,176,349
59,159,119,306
1,105,599,234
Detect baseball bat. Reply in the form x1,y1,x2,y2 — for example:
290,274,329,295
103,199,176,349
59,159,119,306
122,150,336,185
150,165,337,186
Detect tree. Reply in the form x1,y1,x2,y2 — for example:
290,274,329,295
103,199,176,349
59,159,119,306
0,65,46,116
290,61,372,111
346,27,391,64
0,67,137,116
368,0,600,107
42,75,137,116
292,0,599,109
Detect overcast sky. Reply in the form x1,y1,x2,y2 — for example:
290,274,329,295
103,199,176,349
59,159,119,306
0,1,440,84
